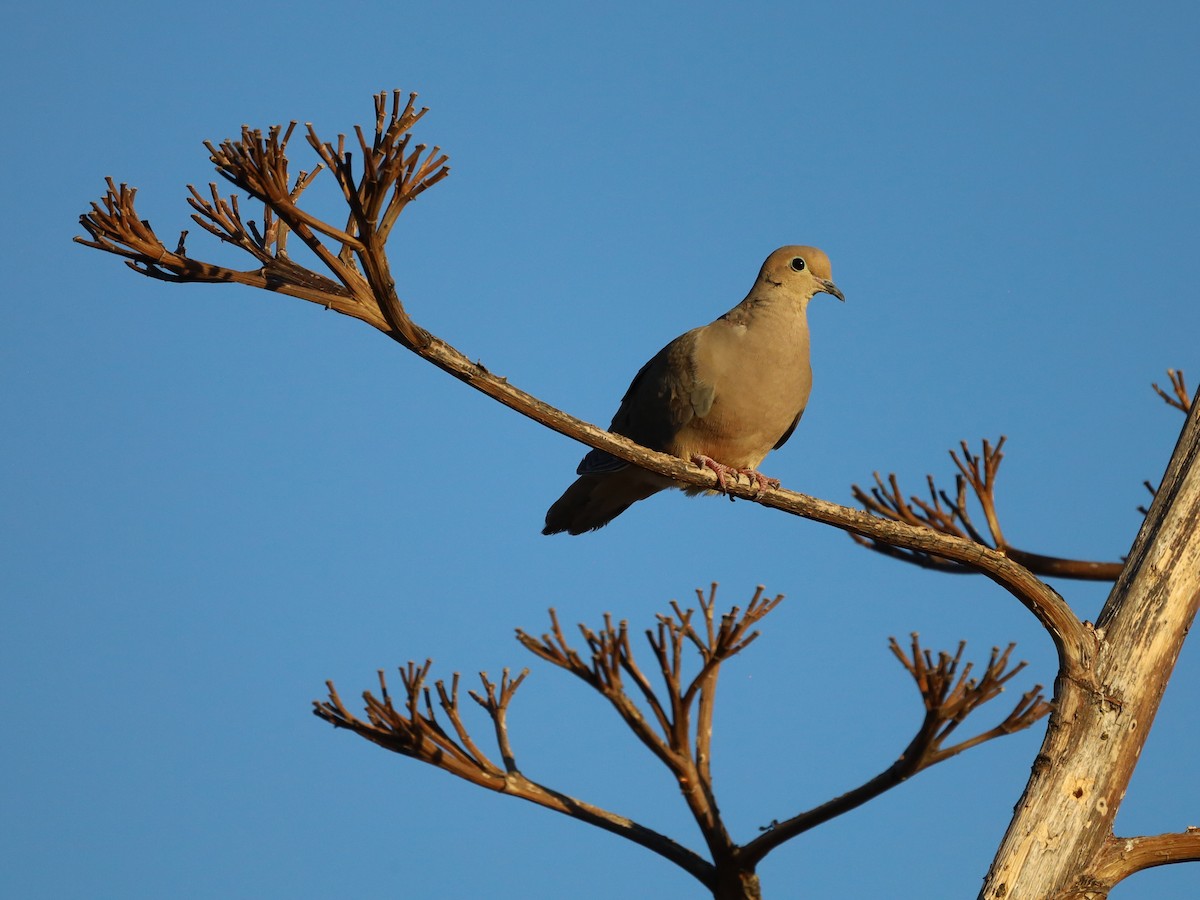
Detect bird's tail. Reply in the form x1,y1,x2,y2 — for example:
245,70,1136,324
542,469,668,535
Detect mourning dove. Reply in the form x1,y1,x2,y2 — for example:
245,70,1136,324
543,245,843,535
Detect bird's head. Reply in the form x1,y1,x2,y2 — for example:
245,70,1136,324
758,245,845,303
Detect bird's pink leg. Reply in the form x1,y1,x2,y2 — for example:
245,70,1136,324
691,456,780,496
739,468,781,494
692,455,733,492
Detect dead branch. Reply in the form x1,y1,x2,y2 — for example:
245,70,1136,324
75,92,1095,681
1140,370,1193,515
515,585,781,864
79,90,1200,900
852,438,1124,581
313,660,715,888
314,585,785,897
316,589,1045,898
1152,369,1191,413
980,394,1200,899
739,633,1048,868
1093,828,1200,887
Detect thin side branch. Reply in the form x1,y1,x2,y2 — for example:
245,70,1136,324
1093,828,1200,886
516,587,782,865
77,90,1095,682
1152,369,1191,413
739,634,1048,868
852,438,1125,582
1141,370,1194,515
313,660,714,888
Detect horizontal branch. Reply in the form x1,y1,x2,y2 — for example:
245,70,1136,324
1093,829,1200,886
406,331,1094,681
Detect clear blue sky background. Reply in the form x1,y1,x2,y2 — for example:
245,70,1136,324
4,3,1198,898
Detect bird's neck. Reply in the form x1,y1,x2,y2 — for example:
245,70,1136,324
722,292,811,330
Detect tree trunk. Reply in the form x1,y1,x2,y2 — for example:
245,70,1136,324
712,867,761,900
979,398,1200,899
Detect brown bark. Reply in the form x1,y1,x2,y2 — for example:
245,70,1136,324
78,96,1199,896
979,398,1200,899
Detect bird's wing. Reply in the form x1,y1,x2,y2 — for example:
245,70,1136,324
577,328,711,475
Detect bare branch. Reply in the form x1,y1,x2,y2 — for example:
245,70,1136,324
740,634,1048,869
313,588,794,893
1093,828,1200,886
852,438,1125,583
1152,369,1192,413
76,91,1095,683
314,663,500,778
80,91,1200,900
515,587,782,867
1140,370,1195,515
314,659,714,888
467,667,528,773
888,634,1051,764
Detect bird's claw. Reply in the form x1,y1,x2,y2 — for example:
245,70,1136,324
691,455,733,493
743,470,781,494
691,456,779,497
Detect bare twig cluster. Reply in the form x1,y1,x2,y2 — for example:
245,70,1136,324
75,92,1095,675
77,91,448,338
314,586,1047,898
1140,370,1192,515
516,585,778,864
852,438,1124,581
314,661,529,788
888,634,1050,766
79,91,1200,896
1152,369,1191,414
737,633,1048,870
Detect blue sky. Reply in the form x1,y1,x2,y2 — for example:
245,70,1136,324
4,2,1199,897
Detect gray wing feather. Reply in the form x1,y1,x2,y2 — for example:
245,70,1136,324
577,329,706,474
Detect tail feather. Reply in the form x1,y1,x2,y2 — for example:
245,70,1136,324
542,469,668,535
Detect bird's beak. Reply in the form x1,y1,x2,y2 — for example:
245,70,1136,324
820,279,845,302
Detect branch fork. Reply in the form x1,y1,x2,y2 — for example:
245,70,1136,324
314,588,1048,897
852,437,1124,581
77,91,1200,896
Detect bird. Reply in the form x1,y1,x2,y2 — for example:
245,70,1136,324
543,245,843,535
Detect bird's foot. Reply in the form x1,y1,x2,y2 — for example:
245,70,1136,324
692,455,735,494
691,456,780,498
739,468,781,495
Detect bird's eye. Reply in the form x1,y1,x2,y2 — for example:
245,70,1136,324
790,257,806,272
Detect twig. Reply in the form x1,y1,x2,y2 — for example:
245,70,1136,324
1151,369,1191,413
516,586,781,863
1093,828,1200,887
76,91,1096,683
738,634,1049,868
314,659,714,887
1141,370,1194,515
852,438,1125,583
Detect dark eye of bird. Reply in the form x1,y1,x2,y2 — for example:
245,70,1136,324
790,257,806,272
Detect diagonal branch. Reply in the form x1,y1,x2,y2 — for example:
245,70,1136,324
314,660,715,888
516,588,782,866
1152,369,1191,414
1141,369,1193,516
738,634,1049,869
76,90,1095,682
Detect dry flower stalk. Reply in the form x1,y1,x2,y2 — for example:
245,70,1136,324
852,437,1124,580
315,586,1048,898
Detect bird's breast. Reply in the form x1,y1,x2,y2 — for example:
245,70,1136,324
668,313,813,467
